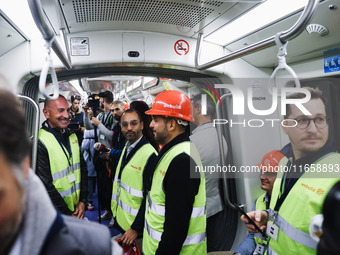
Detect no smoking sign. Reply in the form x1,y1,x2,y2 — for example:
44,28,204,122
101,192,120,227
174,40,189,55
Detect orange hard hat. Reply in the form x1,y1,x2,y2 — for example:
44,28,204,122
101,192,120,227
116,238,141,255
145,90,191,121
257,150,285,172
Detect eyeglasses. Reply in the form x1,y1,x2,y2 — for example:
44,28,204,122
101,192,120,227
294,116,328,129
120,120,140,128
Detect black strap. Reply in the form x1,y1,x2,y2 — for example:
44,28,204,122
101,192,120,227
100,112,112,126
117,137,148,180
118,148,128,180
40,211,64,254
273,160,299,212
94,126,98,143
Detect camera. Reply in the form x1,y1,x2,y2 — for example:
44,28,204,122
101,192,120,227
86,93,100,114
68,121,80,131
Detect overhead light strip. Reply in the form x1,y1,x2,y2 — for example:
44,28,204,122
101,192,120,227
205,0,308,46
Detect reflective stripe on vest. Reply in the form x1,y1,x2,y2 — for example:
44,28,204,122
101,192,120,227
144,219,206,245
58,182,81,198
113,175,144,198
143,141,207,255
38,129,81,212
148,195,205,218
267,246,279,255
51,162,81,181
254,193,268,247
267,153,340,255
268,208,317,249
112,193,139,216
111,143,157,231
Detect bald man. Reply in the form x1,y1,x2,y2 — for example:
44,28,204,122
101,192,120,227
36,95,88,218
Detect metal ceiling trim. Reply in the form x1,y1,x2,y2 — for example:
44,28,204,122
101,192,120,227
0,9,30,41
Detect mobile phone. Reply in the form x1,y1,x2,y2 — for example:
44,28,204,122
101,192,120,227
233,203,266,236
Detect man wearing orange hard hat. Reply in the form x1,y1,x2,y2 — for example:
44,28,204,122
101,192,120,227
234,149,286,255
143,90,207,255
257,150,286,201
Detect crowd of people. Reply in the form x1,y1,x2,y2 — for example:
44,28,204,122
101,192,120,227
1,72,340,255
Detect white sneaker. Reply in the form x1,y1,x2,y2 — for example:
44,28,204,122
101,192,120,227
97,210,112,221
108,217,115,228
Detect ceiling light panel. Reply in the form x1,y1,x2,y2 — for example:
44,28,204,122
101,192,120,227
205,0,308,46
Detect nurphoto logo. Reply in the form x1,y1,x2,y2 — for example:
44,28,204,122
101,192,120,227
199,84,312,128
201,85,312,116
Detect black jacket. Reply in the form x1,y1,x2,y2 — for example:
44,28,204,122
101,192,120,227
36,121,88,215
152,133,201,255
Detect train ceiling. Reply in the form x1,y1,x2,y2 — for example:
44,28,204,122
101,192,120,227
37,0,340,68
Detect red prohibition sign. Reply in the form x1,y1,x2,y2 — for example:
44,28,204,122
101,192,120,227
174,40,189,55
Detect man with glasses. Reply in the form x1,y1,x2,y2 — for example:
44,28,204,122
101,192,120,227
241,87,340,255
110,109,157,246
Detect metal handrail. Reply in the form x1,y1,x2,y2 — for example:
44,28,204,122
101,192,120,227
18,95,40,173
195,0,319,70
27,0,72,70
215,92,236,209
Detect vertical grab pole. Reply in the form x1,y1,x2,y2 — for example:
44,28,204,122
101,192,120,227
215,92,236,209
18,95,40,173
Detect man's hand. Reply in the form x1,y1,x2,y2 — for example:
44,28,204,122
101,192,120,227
240,209,268,233
91,117,101,127
106,150,111,160
72,202,86,219
121,228,138,246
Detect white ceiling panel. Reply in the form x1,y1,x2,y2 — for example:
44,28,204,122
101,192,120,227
0,10,28,57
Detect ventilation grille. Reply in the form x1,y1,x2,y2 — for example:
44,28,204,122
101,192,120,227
306,24,329,37
72,0,223,27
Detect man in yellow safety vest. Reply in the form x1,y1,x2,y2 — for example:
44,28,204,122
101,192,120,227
111,109,157,246
37,95,88,218
241,87,340,255
143,90,207,255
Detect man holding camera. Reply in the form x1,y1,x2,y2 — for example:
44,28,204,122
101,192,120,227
69,95,85,145
84,90,117,221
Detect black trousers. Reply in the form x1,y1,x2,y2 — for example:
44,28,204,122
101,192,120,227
207,209,226,252
94,152,113,212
